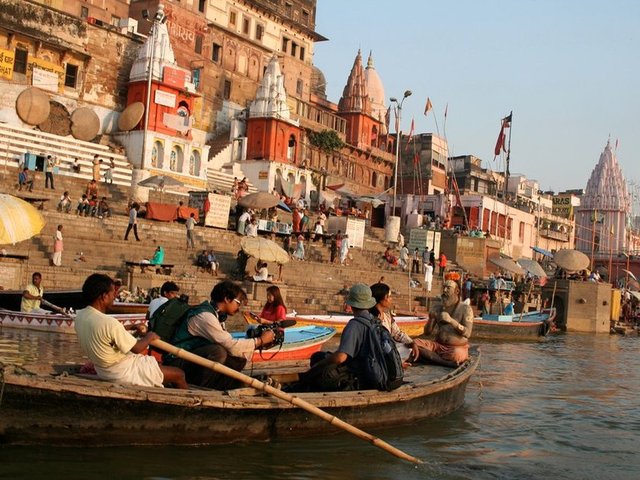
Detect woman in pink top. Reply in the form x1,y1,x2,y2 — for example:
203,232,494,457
258,285,287,323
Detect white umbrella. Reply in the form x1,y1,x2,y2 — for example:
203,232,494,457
517,258,548,278
138,175,185,190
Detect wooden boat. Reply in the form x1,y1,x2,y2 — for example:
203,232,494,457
0,308,146,334
473,308,556,340
0,309,334,362
107,302,149,315
0,289,84,311
0,348,479,445
233,325,336,362
247,313,429,337
0,291,147,315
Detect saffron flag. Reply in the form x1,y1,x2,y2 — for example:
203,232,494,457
424,97,433,116
405,118,415,152
494,123,506,156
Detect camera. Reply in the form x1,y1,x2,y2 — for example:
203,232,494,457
245,323,285,347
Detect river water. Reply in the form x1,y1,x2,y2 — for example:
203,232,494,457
0,329,639,480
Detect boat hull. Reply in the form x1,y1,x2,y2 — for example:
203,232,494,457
232,326,336,362
0,350,479,446
0,308,146,334
473,309,556,340
0,289,85,311
248,313,428,337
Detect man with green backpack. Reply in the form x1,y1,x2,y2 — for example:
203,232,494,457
151,281,275,390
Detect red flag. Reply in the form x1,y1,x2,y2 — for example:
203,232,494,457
538,276,548,287
404,118,415,152
424,97,433,116
494,124,505,156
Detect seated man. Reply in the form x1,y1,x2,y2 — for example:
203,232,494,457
74,273,187,389
86,179,98,199
414,280,473,367
195,250,209,272
87,195,99,217
253,261,271,282
57,191,72,213
164,280,275,390
207,250,219,276
21,272,45,313
76,194,90,216
295,284,391,392
18,167,34,192
97,197,111,218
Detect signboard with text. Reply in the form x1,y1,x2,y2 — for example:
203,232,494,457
0,48,15,80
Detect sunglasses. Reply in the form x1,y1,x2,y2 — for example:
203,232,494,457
233,298,242,305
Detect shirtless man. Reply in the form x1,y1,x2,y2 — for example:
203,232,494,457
414,279,473,367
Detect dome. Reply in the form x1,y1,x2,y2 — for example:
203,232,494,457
364,52,386,121
311,65,327,100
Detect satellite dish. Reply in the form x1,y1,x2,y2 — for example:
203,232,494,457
118,102,145,131
15,87,50,125
70,107,101,141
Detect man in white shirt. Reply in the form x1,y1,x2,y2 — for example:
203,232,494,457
164,281,275,390
147,281,180,319
237,209,251,234
245,218,259,237
74,273,187,389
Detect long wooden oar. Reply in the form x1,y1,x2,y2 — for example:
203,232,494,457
151,339,423,464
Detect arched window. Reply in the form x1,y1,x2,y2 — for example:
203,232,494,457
151,140,164,168
189,149,201,176
372,171,378,188
287,134,297,161
371,125,378,146
170,145,184,172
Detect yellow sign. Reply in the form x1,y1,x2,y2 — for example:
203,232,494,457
0,48,15,80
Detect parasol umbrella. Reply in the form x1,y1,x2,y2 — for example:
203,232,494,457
517,258,548,278
277,200,292,213
488,256,526,275
240,237,290,264
621,269,638,283
553,249,590,272
0,194,45,245
238,192,280,210
531,246,554,258
356,196,385,208
138,175,185,190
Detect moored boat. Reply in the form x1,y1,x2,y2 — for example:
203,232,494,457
247,312,429,337
473,308,556,340
0,308,146,334
0,289,84,311
0,348,479,446
232,325,336,362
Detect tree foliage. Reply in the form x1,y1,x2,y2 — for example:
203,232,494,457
308,129,345,153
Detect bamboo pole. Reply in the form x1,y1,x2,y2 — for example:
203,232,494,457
151,339,423,465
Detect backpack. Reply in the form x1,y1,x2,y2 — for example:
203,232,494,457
149,298,192,342
352,315,404,391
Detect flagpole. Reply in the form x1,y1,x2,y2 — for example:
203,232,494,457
504,111,513,201
390,90,412,215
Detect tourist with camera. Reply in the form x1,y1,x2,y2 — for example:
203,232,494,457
164,281,275,390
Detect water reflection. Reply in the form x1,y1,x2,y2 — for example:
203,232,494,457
1,329,639,479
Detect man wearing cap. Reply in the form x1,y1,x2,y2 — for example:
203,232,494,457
297,283,388,391
414,279,473,367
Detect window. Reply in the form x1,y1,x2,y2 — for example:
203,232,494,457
255,24,264,42
198,0,205,13
282,37,289,53
296,79,303,96
242,17,250,35
64,64,78,88
285,2,292,17
13,48,27,74
291,42,297,57
110,15,120,27
301,9,309,25
195,35,203,54
229,11,237,27
212,43,222,62
192,68,201,88
223,80,231,100
80,6,88,18
299,46,305,61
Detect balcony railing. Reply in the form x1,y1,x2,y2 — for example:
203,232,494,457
539,228,570,242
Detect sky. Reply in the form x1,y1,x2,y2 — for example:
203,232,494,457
313,0,640,201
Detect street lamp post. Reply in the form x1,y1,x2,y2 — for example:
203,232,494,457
390,90,412,215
